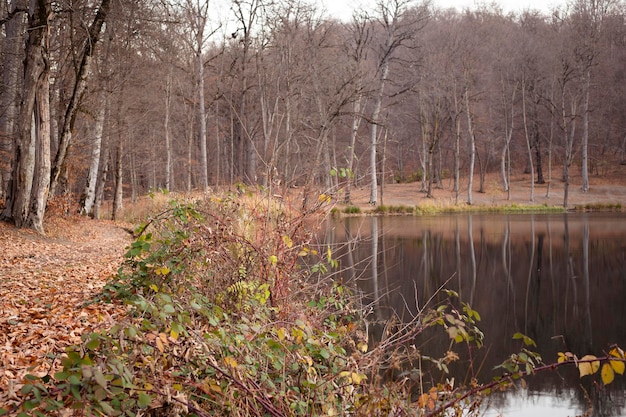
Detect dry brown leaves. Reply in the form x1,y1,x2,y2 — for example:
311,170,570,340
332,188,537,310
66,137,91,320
0,216,132,411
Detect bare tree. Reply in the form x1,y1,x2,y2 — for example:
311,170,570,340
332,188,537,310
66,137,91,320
367,0,428,205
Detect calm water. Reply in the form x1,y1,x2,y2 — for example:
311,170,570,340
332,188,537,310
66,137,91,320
319,213,626,416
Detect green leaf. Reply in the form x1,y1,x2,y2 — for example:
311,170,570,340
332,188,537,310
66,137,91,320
138,393,152,408
94,369,108,389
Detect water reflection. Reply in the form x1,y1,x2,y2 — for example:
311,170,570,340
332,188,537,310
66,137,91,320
320,213,626,416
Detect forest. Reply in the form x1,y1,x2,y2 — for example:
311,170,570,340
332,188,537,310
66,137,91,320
0,0,625,233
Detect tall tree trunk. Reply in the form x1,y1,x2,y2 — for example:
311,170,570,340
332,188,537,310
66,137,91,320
369,61,389,205
344,96,362,203
112,135,123,221
0,0,27,200
49,0,111,197
164,74,173,191
197,40,209,191
80,95,106,215
29,72,51,232
2,0,50,233
581,67,590,192
93,150,109,220
522,77,535,202
465,85,476,206
453,82,461,204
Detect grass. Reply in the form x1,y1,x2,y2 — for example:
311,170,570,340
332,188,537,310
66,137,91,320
332,202,567,217
572,202,624,212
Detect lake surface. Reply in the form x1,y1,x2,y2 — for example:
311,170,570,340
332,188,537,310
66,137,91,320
318,213,626,416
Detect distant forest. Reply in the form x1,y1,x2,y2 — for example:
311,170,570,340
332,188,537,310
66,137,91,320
1,0,625,231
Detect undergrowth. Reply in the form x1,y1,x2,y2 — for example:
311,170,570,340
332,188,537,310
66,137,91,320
10,191,626,417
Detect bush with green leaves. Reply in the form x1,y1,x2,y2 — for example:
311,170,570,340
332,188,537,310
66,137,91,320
13,194,379,416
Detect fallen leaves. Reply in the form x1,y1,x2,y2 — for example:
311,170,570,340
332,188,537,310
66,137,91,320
0,216,131,412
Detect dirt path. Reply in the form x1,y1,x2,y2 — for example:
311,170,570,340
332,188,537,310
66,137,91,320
0,217,131,411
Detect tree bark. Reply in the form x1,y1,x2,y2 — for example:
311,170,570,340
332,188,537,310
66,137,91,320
2,0,50,233
0,0,27,200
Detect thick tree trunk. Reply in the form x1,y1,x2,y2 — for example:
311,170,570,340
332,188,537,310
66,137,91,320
0,0,27,200
2,0,50,233
29,74,51,233
49,0,111,197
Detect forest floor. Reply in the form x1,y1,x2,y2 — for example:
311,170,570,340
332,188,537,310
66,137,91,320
346,164,626,210
1,165,625,411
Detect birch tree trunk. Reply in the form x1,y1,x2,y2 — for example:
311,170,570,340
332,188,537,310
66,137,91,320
369,61,389,205
81,96,106,215
581,67,590,192
164,74,173,191
112,134,123,221
522,77,535,202
344,96,362,203
29,72,51,232
464,85,476,206
197,33,209,191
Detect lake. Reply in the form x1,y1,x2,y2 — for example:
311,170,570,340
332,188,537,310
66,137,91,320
318,212,626,416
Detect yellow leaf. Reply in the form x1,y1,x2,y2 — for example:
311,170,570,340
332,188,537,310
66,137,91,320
339,371,351,379
557,352,567,363
155,266,170,276
224,356,238,368
601,363,615,385
156,337,165,353
357,341,368,353
208,382,222,393
170,329,179,340
144,383,154,391
351,372,366,384
173,383,183,391
282,235,293,248
610,359,625,375
149,284,159,292
579,355,600,377
277,327,286,341
610,347,625,359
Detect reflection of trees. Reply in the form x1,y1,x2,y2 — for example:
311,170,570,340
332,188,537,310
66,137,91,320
582,217,592,352
502,216,518,331
468,215,476,305
323,214,626,416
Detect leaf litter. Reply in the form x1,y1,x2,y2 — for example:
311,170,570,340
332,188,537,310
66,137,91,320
0,216,131,411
